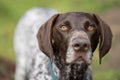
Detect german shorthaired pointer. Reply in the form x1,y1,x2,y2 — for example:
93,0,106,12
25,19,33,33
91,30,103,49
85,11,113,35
14,8,112,80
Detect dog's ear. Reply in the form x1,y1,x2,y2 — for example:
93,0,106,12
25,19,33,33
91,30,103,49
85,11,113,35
37,14,59,59
93,14,113,64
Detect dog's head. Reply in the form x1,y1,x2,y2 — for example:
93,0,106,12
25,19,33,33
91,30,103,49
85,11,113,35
37,12,112,66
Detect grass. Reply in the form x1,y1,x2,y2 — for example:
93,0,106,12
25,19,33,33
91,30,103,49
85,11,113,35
94,70,120,80
0,0,120,79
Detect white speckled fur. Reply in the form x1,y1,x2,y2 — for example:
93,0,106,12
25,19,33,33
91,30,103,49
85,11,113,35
14,8,59,80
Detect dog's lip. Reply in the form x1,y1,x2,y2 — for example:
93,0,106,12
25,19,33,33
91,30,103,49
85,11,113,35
66,56,92,65
66,50,92,65
66,56,84,65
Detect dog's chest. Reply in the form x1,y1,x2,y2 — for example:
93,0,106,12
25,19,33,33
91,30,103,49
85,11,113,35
29,52,59,80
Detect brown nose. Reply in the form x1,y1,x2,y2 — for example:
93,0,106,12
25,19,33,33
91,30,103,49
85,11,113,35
72,39,90,52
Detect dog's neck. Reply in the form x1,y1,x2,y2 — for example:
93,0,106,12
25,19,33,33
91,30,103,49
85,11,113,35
60,63,88,80
54,56,88,80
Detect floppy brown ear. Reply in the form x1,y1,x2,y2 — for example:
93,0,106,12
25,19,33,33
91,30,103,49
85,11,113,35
93,14,113,64
37,14,59,59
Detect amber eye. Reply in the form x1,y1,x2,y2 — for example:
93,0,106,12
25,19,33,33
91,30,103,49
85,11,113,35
87,25,96,31
59,26,68,31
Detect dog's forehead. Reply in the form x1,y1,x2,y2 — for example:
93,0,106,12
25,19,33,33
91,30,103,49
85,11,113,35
55,12,95,30
59,12,93,21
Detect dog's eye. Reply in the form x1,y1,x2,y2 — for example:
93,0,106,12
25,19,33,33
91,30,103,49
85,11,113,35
59,26,69,31
87,25,96,31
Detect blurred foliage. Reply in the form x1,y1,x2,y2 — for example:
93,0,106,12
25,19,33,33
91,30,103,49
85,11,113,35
94,70,120,80
0,0,120,79
0,0,120,21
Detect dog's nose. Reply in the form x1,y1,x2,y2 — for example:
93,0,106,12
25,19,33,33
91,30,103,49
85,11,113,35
72,39,90,52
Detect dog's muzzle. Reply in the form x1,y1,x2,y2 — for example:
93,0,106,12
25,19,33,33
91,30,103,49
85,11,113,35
66,31,92,65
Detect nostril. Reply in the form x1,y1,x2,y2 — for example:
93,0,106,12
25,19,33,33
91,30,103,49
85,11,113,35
83,44,89,51
83,43,88,48
73,44,80,47
72,43,81,51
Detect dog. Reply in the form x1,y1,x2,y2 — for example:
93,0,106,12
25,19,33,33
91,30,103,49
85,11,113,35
14,8,112,80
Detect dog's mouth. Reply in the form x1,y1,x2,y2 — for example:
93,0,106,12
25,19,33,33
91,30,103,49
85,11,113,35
66,56,84,65
66,50,92,65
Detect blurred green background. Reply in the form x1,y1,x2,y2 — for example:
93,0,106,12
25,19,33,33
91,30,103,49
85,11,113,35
0,0,120,80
